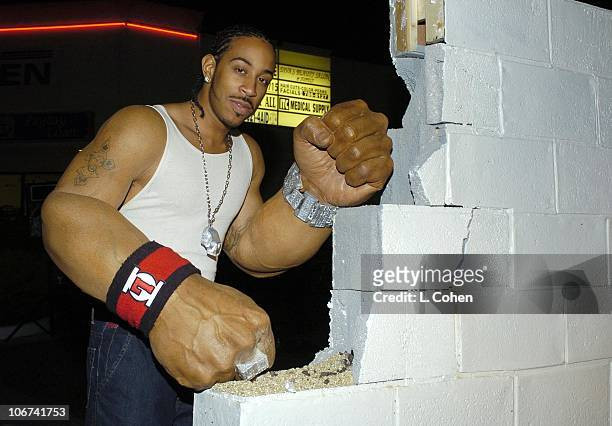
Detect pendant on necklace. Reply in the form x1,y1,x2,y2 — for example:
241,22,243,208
201,225,222,257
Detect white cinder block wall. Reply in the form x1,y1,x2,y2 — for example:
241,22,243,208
194,1,612,424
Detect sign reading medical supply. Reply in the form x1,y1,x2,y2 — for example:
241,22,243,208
245,49,331,128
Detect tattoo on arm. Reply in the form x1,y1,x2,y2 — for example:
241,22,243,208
224,222,249,255
74,139,116,186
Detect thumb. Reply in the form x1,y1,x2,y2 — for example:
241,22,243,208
296,115,334,149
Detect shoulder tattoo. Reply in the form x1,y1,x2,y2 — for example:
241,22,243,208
74,139,116,186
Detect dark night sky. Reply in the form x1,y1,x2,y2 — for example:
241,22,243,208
10,0,612,66
5,0,395,65
6,0,612,66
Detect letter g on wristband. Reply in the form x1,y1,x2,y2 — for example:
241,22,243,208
106,241,201,336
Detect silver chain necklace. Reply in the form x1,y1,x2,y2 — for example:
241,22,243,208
190,100,233,257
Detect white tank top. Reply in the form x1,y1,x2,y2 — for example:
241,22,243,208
119,104,253,281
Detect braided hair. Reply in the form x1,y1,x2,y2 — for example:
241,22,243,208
191,25,273,118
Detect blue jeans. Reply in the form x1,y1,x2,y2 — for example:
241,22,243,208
85,318,194,425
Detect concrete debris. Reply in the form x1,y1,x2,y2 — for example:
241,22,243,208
212,352,354,397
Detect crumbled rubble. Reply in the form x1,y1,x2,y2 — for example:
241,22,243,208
212,352,354,397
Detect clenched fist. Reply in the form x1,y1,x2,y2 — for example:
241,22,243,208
148,275,275,390
294,99,394,207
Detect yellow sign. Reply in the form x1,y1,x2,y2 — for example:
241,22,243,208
278,64,330,86
246,109,278,126
278,81,330,102
278,97,330,116
245,49,331,128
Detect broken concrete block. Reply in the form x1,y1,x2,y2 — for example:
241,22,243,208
425,44,500,132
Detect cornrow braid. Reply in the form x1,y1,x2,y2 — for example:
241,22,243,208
191,24,273,118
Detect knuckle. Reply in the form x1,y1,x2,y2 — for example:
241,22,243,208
341,123,357,141
386,157,395,171
335,158,348,173
252,309,271,328
303,115,320,127
376,112,389,128
383,135,393,151
349,145,361,160
354,99,368,109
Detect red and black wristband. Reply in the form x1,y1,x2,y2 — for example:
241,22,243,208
106,241,200,336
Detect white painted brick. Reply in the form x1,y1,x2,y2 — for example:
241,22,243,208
327,289,409,383
381,128,414,204
397,375,513,426
502,60,597,143
446,132,556,213
356,312,410,383
464,209,511,254
457,315,564,372
551,0,612,78
334,205,512,288
195,391,241,426
513,213,608,288
385,57,450,206
568,314,612,362
598,77,612,149
333,206,381,291
402,314,457,379
413,144,447,206
557,142,612,214
608,218,612,287
514,213,607,254
194,383,396,426
517,361,610,425
327,290,456,383
444,0,549,61
425,44,500,131
380,205,471,254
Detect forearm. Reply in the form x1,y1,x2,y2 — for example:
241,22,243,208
230,190,331,274
41,191,209,301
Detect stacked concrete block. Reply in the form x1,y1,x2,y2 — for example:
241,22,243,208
425,44,500,131
557,142,612,214
396,375,514,425
550,0,612,78
600,77,612,148
456,315,565,371
567,315,612,363
194,382,397,426
444,0,550,62
502,61,597,142
516,361,610,425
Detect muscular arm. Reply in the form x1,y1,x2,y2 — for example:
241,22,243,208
42,106,275,389
225,101,392,277
223,135,330,277
42,106,165,300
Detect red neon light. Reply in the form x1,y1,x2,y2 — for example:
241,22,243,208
0,22,198,40
0,22,125,33
126,23,198,39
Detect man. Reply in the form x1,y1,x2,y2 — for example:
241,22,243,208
41,25,393,425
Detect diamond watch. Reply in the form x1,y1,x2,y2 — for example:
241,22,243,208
283,162,338,228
